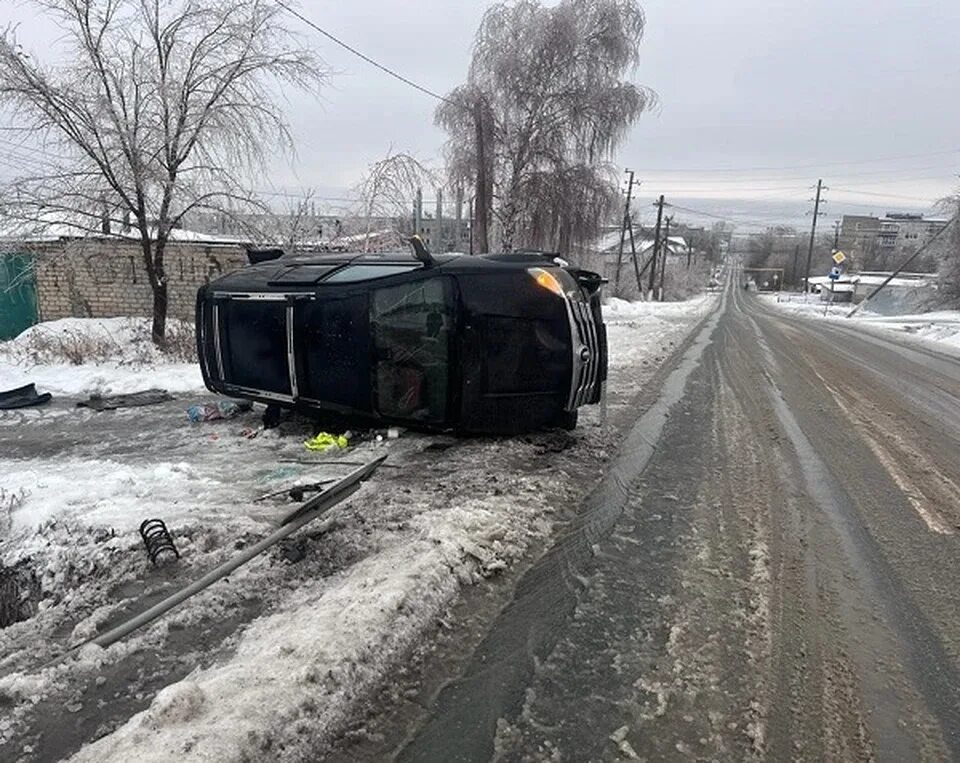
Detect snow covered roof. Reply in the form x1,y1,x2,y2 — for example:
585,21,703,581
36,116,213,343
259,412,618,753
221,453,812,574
0,214,248,246
593,229,687,254
326,228,398,246
823,282,856,292
852,274,936,289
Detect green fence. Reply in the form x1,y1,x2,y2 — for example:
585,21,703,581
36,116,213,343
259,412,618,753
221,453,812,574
0,253,39,341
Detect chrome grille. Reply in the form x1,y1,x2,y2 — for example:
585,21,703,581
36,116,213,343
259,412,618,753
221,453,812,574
565,296,602,410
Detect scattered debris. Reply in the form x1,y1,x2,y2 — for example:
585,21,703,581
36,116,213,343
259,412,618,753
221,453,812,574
139,519,181,565
276,539,307,564
0,382,52,410
422,440,456,453
262,403,283,429
304,432,349,452
58,457,387,655
78,389,173,411
254,479,336,503
186,399,252,422
522,430,577,454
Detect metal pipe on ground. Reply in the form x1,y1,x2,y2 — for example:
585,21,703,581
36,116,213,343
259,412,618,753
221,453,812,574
51,456,387,661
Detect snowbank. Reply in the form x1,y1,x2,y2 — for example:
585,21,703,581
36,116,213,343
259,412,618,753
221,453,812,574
763,294,960,352
605,294,716,370
0,317,203,396
603,293,716,323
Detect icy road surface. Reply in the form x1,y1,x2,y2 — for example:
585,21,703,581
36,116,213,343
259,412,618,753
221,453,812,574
343,276,960,762
0,295,713,762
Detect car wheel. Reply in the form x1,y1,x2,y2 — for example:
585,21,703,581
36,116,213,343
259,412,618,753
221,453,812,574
262,404,282,429
554,408,578,431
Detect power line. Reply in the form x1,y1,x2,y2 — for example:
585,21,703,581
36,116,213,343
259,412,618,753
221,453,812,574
641,163,957,185
0,136,71,162
273,0,458,108
664,202,782,229
829,187,944,203
634,147,960,174
647,183,811,193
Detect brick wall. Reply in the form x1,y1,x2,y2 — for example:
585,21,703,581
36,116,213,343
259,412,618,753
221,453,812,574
31,238,248,321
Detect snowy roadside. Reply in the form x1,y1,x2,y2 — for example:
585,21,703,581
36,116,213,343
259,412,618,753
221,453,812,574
0,317,203,397
0,295,716,762
761,293,960,355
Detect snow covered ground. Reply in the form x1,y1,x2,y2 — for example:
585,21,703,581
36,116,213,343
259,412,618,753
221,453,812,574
0,295,716,762
762,293,960,353
0,317,203,396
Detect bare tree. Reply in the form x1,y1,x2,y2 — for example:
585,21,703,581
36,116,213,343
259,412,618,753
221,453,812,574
436,0,655,253
934,193,960,307
354,148,437,252
246,189,324,252
0,0,326,345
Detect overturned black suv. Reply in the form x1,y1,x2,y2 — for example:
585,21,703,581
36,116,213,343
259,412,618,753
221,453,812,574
196,246,607,434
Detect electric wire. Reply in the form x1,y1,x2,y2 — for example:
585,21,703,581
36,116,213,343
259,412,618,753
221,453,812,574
273,0,459,108
634,147,960,174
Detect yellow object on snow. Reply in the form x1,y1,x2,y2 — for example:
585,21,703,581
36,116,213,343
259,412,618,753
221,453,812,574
303,432,349,452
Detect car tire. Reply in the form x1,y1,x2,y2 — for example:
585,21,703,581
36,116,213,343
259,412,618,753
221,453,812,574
554,408,578,431
262,404,282,429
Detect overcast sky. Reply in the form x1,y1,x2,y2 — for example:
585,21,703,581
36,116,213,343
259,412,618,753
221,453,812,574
3,0,959,228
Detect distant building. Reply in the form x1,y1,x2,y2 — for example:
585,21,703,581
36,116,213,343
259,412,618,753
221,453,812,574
839,213,949,263
571,226,688,298
806,270,937,313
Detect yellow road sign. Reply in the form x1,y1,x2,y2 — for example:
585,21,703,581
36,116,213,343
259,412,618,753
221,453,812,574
832,250,847,264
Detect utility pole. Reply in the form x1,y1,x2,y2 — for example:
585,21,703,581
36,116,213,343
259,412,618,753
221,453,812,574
413,188,423,237
648,195,665,297
792,244,800,289
435,187,443,251
833,219,841,251
614,169,636,292
628,218,644,294
803,179,826,295
660,215,673,301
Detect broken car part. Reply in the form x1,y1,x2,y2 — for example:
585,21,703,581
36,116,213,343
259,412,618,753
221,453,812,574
52,456,387,658
77,389,173,411
0,383,51,410
138,519,180,565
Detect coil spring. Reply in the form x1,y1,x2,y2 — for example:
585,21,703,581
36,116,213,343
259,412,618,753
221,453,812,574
139,519,180,565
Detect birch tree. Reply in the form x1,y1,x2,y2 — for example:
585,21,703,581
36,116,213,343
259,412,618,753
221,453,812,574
0,0,326,345
436,0,654,253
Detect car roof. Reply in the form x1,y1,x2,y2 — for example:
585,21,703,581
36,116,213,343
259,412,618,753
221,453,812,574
207,249,566,293
275,250,561,267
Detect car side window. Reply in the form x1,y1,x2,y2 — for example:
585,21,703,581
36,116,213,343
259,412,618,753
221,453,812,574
370,277,453,421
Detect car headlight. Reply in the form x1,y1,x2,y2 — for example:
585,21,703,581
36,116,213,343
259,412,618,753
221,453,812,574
528,267,565,297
